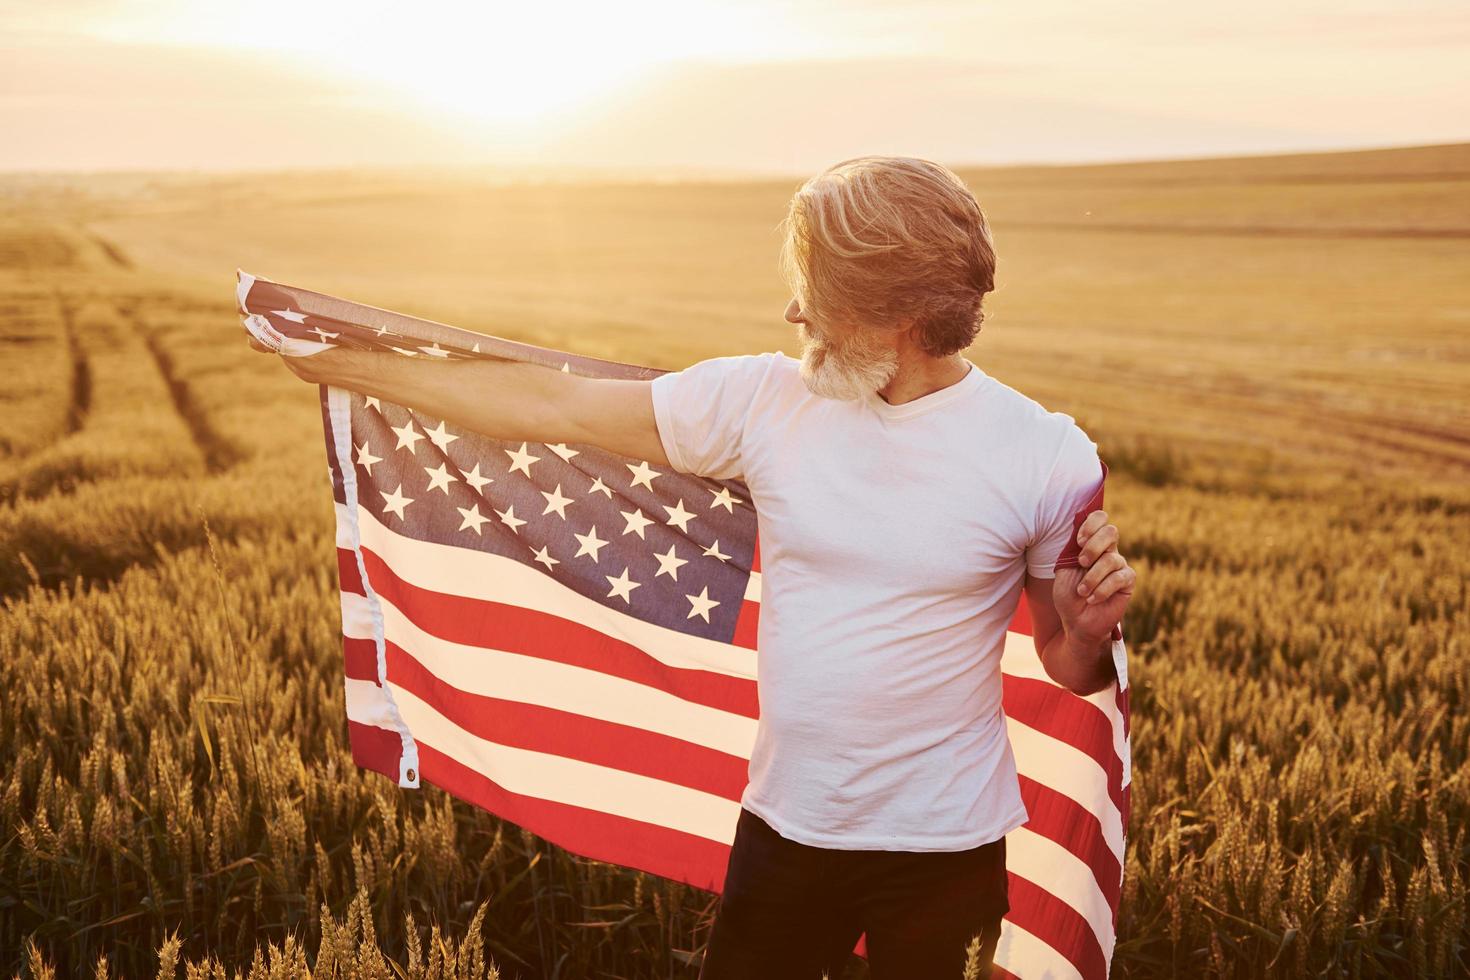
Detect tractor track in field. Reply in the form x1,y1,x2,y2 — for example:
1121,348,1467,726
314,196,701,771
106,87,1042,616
1,298,244,505
88,231,133,270
1,298,249,600
54,289,91,436
123,306,245,474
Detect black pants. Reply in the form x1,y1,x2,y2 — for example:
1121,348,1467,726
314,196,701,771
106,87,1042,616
698,806,1008,980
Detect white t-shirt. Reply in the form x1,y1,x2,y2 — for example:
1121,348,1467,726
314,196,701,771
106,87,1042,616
650,350,1103,850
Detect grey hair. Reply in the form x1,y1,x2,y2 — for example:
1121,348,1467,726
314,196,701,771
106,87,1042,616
776,156,997,358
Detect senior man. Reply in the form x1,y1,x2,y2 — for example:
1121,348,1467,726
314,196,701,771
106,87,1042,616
251,155,1136,980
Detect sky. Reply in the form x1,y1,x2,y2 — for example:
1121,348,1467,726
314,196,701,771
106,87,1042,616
2,0,1467,174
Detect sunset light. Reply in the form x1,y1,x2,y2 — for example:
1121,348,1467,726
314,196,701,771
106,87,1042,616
4,0,1465,172
3,0,1468,975
69,0,806,128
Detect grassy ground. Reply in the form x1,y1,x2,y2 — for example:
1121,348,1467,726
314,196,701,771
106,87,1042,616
2,142,1467,978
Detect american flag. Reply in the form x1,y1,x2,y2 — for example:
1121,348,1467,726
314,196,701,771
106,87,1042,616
237,269,1132,979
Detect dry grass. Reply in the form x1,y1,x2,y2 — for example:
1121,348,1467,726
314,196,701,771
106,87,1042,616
2,143,1467,978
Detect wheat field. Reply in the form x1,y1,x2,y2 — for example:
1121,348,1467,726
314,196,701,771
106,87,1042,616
2,142,1467,979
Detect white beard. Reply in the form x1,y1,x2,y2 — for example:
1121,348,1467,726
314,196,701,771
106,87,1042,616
796,323,900,402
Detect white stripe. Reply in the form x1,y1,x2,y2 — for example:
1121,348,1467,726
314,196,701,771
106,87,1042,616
1005,718,1125,870
1109,637,1131,788
993,918,1085,980
236,268,255,314
1001,630,1122,716
342,590,759,759
344,677,401,731
1110,634,1128,692
1003,629,1132,795
340,500,758,681
330,385,419,787
745,569,761,603
340,589,378,639
1006,825,1115,959
345,678,743,844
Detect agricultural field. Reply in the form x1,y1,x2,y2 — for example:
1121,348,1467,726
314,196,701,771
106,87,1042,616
1,141,1467,978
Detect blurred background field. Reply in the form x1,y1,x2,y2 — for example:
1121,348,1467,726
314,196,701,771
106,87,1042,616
1,141,1468,978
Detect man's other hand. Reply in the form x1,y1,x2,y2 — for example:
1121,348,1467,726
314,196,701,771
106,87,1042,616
1054,508,1134,648
245,332,346,384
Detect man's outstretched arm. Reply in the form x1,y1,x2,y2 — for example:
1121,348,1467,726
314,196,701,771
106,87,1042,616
252,342,673,468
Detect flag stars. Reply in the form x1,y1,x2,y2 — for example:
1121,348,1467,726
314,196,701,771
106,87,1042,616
605,567,641,603
456,503,490,534
495,503,527,533
355,440,382,475
271,308,307,323
547,443,580,462
685,586,720,623
652,544,688,581
541,483,574,519
626,459,661,491
391,419,425,453
573,525,608,562
708,486,745,513
505,441,542,477
364,395,382,412
663,499,695,533
424,462,459,494
419,342,451,357
529,544,560,572
462,463,494,493
380,484,414,520
587,476,613,498
620,507,654,539
423,419,459,452
703,539,731,562
309,326,340,342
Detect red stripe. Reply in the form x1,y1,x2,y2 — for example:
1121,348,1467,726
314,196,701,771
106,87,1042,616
382,637,751,800
732,597,760,649
1017,774,1122,911
1005,873,1108,980
413,737,737,893
344,636,378,682
347,719,402,780
1003,676,1127,817
336,547,363,595
354,546,760,719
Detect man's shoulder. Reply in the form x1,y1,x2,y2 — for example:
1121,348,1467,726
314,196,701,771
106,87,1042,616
979,371,1087,443
749,349,806,393
657,350,787,389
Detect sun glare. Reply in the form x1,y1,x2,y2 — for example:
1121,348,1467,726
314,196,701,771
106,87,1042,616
80,0,790,130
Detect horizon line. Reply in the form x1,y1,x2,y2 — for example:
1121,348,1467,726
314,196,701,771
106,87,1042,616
2,137,1464,186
